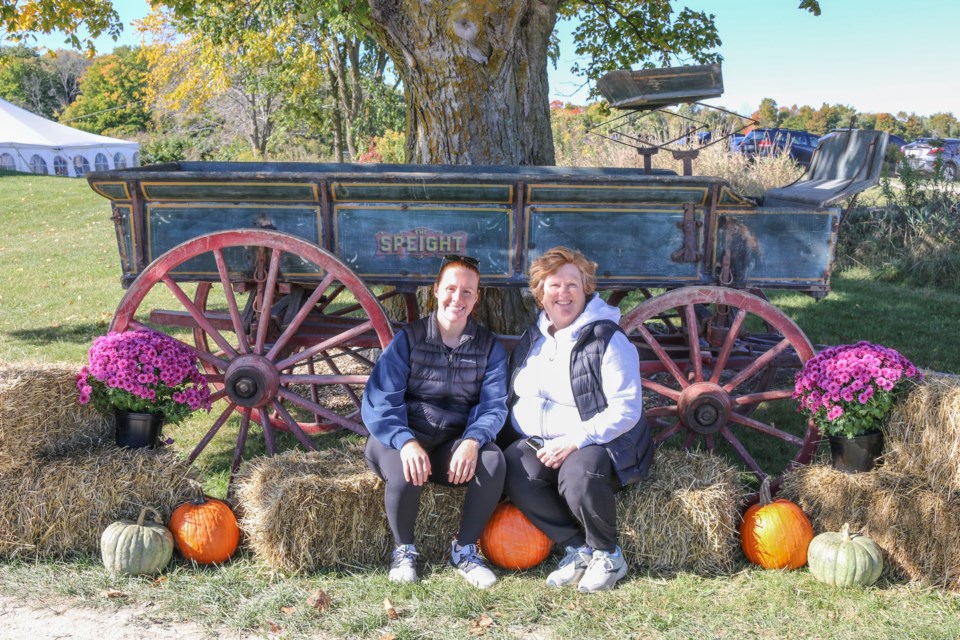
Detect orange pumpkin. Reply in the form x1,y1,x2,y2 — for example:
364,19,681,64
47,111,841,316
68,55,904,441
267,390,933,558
740,477,814,570
168,483,240,565
479,502,552,570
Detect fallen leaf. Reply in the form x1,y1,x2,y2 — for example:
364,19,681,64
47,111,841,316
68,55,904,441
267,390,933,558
280,606,297,615
152,576,168,585
307,589,331,613
101,590,126,599
268,621,281,634
379,634,397,640
383,598,398,620
469,612,494,635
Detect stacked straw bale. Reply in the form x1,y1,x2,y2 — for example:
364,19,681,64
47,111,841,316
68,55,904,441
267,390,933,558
0,360,197,559
236,445,745,575
235,446,465,573
781,465,960,589
618,448,746,574
781,373,960,589
884,374,960,497
0,362,112,472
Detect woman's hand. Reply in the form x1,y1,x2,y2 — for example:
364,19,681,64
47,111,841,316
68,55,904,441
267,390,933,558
537,440,578,469
448,438,479,485
400,440,431,486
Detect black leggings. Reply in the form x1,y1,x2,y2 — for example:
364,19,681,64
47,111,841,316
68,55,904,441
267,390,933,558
503,439,619,552
364,435,506,547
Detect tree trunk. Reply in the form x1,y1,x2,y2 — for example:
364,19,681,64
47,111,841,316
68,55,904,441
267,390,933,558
366,0,559,333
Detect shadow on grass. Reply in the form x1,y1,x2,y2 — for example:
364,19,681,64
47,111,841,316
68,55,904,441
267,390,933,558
7,321,110,346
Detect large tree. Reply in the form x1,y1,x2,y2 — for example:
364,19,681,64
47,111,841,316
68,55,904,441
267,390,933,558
3,0,821,331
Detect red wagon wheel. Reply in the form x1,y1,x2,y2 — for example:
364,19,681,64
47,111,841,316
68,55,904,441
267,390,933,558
621,286,818,488
109,229,394,473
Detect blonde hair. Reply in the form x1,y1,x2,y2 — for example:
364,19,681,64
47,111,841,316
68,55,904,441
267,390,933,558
527,246,597,308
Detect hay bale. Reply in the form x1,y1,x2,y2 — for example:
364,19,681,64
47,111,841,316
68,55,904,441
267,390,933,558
618,448,746,574
0,361,112,472
235,446,465,573
885,374,960,496
237,446,745,575
781,464,960,589
0,446,196,559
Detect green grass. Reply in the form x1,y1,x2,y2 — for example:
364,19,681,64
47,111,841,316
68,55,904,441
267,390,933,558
3,171,960,638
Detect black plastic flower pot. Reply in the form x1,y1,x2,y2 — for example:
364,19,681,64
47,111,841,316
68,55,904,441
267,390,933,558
114,409,164,449
829,430,884,473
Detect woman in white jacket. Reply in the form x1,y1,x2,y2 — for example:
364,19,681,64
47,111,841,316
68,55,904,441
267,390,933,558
502,246,650,593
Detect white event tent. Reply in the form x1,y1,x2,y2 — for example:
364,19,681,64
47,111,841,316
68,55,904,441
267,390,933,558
0,97,139,177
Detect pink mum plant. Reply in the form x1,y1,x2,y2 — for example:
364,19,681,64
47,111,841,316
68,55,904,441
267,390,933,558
793,341,921,438
77,329,212,425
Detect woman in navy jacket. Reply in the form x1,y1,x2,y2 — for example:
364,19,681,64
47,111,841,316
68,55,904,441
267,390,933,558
361,255,508,589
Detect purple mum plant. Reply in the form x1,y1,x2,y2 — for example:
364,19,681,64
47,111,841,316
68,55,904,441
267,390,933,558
793,341,921,439
77,329,212,425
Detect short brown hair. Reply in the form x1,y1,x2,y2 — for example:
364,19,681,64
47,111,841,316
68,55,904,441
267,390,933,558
527,246,597,308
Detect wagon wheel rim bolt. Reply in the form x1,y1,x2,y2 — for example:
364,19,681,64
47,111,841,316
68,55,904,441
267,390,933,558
677,382,731,435
224,354,279,408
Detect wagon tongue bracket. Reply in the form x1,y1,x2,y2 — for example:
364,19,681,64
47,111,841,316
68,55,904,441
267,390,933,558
224,354,280,408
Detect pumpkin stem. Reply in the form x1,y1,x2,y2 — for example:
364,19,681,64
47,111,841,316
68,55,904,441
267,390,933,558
759,476,772,506
841,522,851,540
136,506,162,526
187,478,208,505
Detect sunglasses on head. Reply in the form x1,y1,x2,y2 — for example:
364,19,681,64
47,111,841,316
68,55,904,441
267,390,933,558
440,254,480,269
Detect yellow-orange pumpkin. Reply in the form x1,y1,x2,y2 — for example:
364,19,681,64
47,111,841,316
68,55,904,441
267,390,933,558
479,502,552,570
168,484,240,565
740,477,813,570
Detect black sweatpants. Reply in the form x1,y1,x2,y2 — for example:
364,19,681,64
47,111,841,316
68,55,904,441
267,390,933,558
364,435,506,547
503,439,619,552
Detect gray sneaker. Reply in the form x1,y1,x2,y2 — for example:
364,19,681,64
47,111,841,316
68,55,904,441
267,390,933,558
389,544,419,584
577,547,628,592
546,545,593,587
450,542,497,589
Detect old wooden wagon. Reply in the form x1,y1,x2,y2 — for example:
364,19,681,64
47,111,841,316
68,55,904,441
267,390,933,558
87,70,889,488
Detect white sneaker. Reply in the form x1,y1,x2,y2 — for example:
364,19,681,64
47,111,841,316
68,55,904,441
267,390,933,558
577,547,628,593
545,545,593,587
450,542,497,589
389,544,419,584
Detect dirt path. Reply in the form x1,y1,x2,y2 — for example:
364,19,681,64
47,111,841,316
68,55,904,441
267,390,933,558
0,595,263,639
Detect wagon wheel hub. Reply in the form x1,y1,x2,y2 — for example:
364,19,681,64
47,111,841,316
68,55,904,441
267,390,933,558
224,354,279,408
677,382,732,435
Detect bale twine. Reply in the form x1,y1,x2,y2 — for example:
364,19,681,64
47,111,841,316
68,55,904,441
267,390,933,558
0,446,196,559
781,464,960,589
0,361,111,472
618,448,746,574
235,446,465,574
884,373,960,497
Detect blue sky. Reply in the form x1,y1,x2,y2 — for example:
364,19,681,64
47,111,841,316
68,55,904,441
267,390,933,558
13,0,957,117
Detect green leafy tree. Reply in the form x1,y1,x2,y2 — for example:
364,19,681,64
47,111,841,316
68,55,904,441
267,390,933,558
754,97,779,128
0,45,59,116
59,45,150,135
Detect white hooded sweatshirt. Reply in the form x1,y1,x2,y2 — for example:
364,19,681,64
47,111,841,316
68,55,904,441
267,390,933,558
510,294,644,449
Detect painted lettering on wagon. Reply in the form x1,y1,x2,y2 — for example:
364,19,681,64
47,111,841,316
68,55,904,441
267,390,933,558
376,227,467,257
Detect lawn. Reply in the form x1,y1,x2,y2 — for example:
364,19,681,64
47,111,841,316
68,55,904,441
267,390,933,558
2,172,960,639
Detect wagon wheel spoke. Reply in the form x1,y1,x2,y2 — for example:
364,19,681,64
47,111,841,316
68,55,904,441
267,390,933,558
709,307,748,383
642,379,682,402
213,249,249,354
652,420,684,444
729,412,805,447
734,389,793,406
254,248,283,354
160,275,238,359
719,426,765,478
276,319,376,371
268,399,319,451
232,409,253,474
128,319,227,370
266,272,335,360
722,337,791,392
278,388,370,435
683,303,704,382
188,402,237,463
635,323,690,390
318,284,346,313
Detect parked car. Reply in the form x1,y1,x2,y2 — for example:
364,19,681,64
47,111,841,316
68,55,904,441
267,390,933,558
738,128,820,166
899,138,960,181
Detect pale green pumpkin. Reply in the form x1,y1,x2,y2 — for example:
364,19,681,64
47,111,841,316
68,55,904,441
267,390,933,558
807,523,883,587
101,506,174,576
